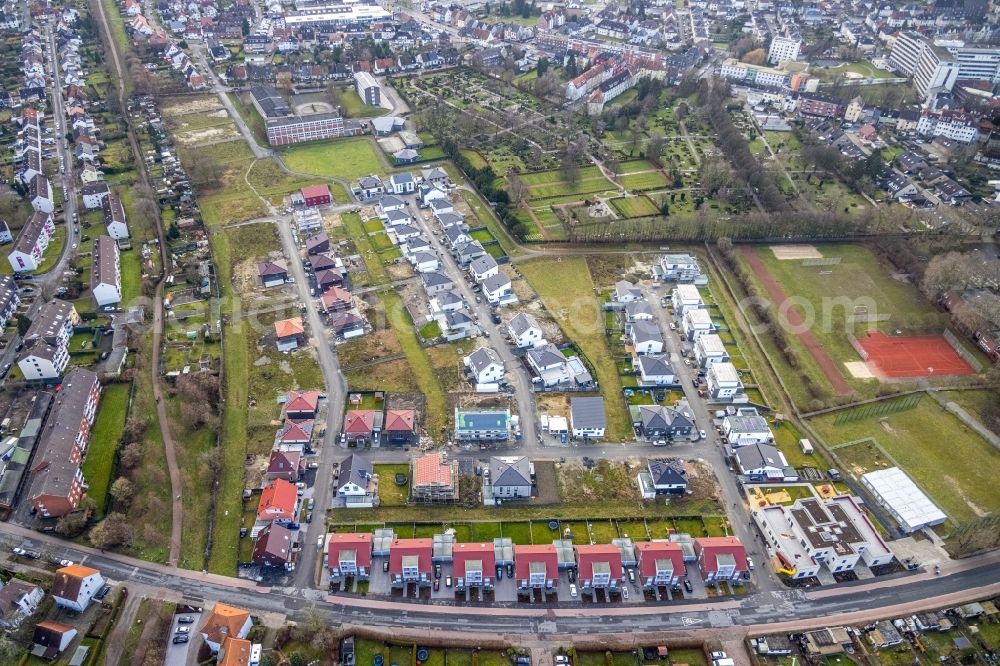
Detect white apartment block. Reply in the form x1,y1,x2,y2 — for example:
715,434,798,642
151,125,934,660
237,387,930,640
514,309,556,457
767,36,801,64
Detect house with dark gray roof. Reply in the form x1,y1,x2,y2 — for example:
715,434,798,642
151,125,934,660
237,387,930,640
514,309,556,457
631,405,693,441
507,312,544,349
627,320,664,354
485,456,532,504
646,458,687,494
336,454,376,507
421,271,453,295
464,347,504,385
634,354,675,385
570,397,606,438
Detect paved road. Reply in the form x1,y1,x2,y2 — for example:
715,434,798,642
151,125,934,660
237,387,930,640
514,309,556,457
2,522,999,635
643,282,777,592
404,197,539,450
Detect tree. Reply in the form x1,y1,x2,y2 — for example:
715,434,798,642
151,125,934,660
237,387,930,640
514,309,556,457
242,18,251,36
16,314,31,336
536,57,548,76
56,511,87,537
89,513,133,549
109,477,136,506
741,48,766,65
508,173,529,206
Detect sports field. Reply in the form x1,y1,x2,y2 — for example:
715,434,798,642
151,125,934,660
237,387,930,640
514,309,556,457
858,331,975,378
742,244,952,394
811,398,1000,526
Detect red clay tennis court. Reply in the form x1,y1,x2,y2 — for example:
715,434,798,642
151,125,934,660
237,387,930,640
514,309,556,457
859,331,976,378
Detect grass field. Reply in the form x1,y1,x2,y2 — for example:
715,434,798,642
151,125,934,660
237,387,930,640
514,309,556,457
748,244,949,395
374,464,410,506
811,398,1000,526
81,383,130,517
245,158,348,205
338,88,388,118
516,166,616,202
282,137,385,182
619,170,669,192
519,257,631,440
610,196,659,218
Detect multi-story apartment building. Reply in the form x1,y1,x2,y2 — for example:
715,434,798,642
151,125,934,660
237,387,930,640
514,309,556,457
90,235,121,308
767,35,801,64
17,300,80,381
0,275,21,330
7,211,54,272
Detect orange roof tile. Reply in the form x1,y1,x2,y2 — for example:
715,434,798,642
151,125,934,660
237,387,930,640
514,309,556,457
413,452,453,487
274,317,304,338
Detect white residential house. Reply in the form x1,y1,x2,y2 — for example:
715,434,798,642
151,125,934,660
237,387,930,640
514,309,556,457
17,300,79,381
570,397,606,439
682,308,714,341
624,301,654,322
430,290,464,313
51,565,104,613
657,253,705,283
627,320,664,354
389,172,416,194
429,197,455,217
635,354,675,385
358,175,384,198
613,280,644,303
420,184,449,207
465,346,505,385
469,255,499,282
694,333,729,369
0,580,43,628
378,195,407,216
722,408,773,447
707,362,744,400
90,235,121,308
444,226,471,248
28,174,53,214
7,212,54,273
383,209,412,227
481,273,513,304
671,284,704,315
393,224,422,243
507,312,545,349
102,194,130,240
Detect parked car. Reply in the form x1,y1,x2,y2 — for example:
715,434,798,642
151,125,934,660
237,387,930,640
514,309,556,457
699,429,706,439
12,547,40,559
175,626,190,634
445,576,452,587
383,560,390,572
434,564,441,579
94,585,111,600
746,556,754,571
569,584,578,598
622,587,629,600
683,579,693,593
433,579,440,591
172,635,189,645
177,616,194,624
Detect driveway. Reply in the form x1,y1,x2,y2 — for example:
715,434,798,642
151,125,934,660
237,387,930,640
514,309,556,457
163,608,202,666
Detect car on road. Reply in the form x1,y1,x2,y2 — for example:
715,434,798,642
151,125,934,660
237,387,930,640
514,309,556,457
434,564,442,579
683,579,693,593
668,322,676,330
383,560,389,572
53,559,73,567
555,656,570,665
172,635,189,644
569,584,578,598
12,547,40,559
746,556,754,570
710,653,727,661
307,462,319,470
317,536,325,550
0,363,11,379
433,578,440,591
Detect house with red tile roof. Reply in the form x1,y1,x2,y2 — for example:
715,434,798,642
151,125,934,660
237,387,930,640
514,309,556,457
31,620,77,660
301,184,332,207
51,564,104,612
635,540,685,588
452,542,496,588
327,532,374,579
411,452,458,503
695,536,747,584
252,523,295,569
284,390,320,419
199,603,253,654
276,419,313,444
389,538,433,586
274,317,305,351
513,544,558,589
342,409,379,445
320,286,352,313
265,448,303,482
382,408,416,445
257,479,298,522
576,544,622,589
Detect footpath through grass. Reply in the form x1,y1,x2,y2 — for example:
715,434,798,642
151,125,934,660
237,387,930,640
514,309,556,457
518,257,632,440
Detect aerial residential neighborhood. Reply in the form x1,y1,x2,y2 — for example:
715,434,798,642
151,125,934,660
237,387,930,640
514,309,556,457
0,0,996,662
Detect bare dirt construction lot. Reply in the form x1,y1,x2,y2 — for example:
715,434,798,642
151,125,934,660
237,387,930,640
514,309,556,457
174,127,242,146
770,244,823,260
533,460,560,504
536,393,569,418
160,95,225,117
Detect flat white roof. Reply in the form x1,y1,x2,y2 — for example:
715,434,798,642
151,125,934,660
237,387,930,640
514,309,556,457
861,467,947,530
685,308,713,325
697,333,726,354
283,5,392,24
710,361,740,383
674,284,701,300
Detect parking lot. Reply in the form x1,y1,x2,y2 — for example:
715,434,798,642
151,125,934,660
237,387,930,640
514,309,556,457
163,606,202,666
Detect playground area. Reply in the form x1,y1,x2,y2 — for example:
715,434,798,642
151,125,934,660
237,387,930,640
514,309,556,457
857,330,977,379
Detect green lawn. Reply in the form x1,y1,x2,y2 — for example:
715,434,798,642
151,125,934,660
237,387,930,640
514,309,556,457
380,290,448,436
418,320,441,340
810,399,1000,526
81,383,130,517
457,190,520,257
518,257,631,440
619,171,669,192
38,226,68,274
343,212,388,285
339,88,388,118
374,464,410,506
610,196,659,218
282,137,385,182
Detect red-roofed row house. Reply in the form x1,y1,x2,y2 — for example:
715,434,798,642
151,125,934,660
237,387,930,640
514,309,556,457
695,536,748,584
452,542,496,589
327,532,374,580
389,537,433,587
576,544,623,589
634,540,686,588
513,544,558,589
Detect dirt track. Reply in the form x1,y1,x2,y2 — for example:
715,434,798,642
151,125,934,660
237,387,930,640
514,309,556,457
740,247,852,395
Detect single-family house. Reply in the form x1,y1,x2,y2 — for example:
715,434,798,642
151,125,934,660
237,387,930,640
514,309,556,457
707,362,743,400
258,479,298,522
320,287,353,313
199,604,253,654
0,579,43,628
734,443,795,482
252,523,294,569
613,280,644,303
389,537,433,585
570,397,606,439
31,621,78,660
482,273,513,304
722,408,772,447
694,333,729,369
327,532,374,579
358,175,384,198
576,544,622,589
645,458,688,494
632,405,694,441
627,320,664,354
695,536,748,584
266,448,303,482
465,346,505,385
336,454,377,507
301,184,332,207
625,300,654,322
342,410,379,446
410,251,440,273
389,172,416,194
470,255,499,282
455,409,510,441
382,409,417,446
430,289,464,313
634,354,675,385
682,308,713,341
378,195,407,216
507,313,545,349
635,540,685,588
486,456,533,502
274,317,305,351
305,232,330,256
258,260,289,288
428,197,455,217
453,542,496,588
514,544,558,589
51,565,104,612
421,271,453,295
